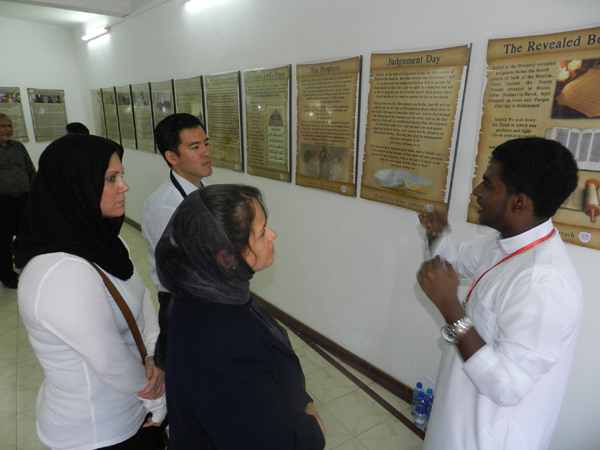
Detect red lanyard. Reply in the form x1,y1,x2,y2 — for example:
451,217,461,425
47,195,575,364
463,229,554,306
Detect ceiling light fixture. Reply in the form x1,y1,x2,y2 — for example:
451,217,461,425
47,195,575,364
185,0,227,12
81,27,109,42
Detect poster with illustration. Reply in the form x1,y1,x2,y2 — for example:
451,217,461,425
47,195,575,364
361,45,470,213
474,26,600,250
244,66,291,182
296,57,362,197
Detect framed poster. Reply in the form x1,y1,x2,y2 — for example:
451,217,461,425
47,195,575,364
151,80,175,127
474,25,600,250
174,76,205,125
204,71,244,172
361,45,471,213
0,87,28,142
296,57,362,196
131,83,154,152
244,65,291,182
91,89,107,137
27,88,68,141
102,87,120,144
116,85,136,149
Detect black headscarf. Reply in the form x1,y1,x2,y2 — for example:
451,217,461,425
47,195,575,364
156,189,291,348
13,135,134,280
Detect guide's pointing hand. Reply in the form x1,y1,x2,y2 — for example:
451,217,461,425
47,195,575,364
418,211,449,243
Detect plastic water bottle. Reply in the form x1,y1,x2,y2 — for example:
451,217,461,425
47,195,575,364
411,382,424,417
425,388,434,419
414,391,428,430
424,388,434,431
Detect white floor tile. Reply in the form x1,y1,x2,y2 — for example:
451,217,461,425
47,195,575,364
16,360,43,387
295,345,331,375
0,387,17,420
16,409,38,448
356,417,423,450
17,380,41,414
325,390,392,436
0,344,18,368
331,438,368,450
0,363,17,391
305,365,359,404
0,414,17,449
317,405,354,450
16,440,49,450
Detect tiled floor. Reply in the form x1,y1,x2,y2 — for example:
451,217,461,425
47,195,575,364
0,223,423,450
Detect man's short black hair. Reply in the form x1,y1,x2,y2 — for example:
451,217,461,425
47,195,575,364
66,122,90,134
491,137,578,218
154,113,205,167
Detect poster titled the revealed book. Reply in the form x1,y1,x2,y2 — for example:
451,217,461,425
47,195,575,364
473,25,600,250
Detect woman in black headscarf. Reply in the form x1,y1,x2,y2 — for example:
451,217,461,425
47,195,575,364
14,135,166,450
156,184,326,450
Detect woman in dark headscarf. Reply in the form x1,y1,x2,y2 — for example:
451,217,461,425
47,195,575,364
14,135,166,450
156,184,326,450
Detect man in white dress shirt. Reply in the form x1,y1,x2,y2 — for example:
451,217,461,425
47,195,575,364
417,137,582,450
142,113,212,368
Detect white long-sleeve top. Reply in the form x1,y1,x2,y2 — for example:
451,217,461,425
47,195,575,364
18,251,166,450
141,171,199,292
423,220,583,450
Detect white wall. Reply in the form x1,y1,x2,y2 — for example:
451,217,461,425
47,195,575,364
0,16,84,165
8,0,600,447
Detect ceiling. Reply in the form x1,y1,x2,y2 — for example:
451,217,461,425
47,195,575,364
0,0,162,28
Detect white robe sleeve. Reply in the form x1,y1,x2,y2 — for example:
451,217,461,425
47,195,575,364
462,273,578,406
424,232,497,280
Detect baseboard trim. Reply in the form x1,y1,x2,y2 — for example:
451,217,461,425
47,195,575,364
124,216,141,231
255,293,425,440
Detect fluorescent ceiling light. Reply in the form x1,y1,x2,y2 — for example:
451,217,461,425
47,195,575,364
185,0,228,12
82,27,109,42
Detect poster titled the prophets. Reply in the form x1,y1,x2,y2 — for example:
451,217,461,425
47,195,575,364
91,89,107,137
102,87,120,144
473,26,600,250
174,76,204,125
361,45,470,213
0,87,28,142
131,83,154,152
244,66,291,182
205,72,244,172
296,57,361,196
116,85,136,149
27,88,68,141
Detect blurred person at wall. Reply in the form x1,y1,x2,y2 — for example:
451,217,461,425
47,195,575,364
0,113,36,289
417,137,582,450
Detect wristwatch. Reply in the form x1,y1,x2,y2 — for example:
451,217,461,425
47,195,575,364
441,316,474,344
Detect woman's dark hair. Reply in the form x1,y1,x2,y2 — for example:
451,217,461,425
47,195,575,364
198,184,267,255
491,137,578,218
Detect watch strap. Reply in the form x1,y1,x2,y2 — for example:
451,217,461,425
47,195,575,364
441,316,473,344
